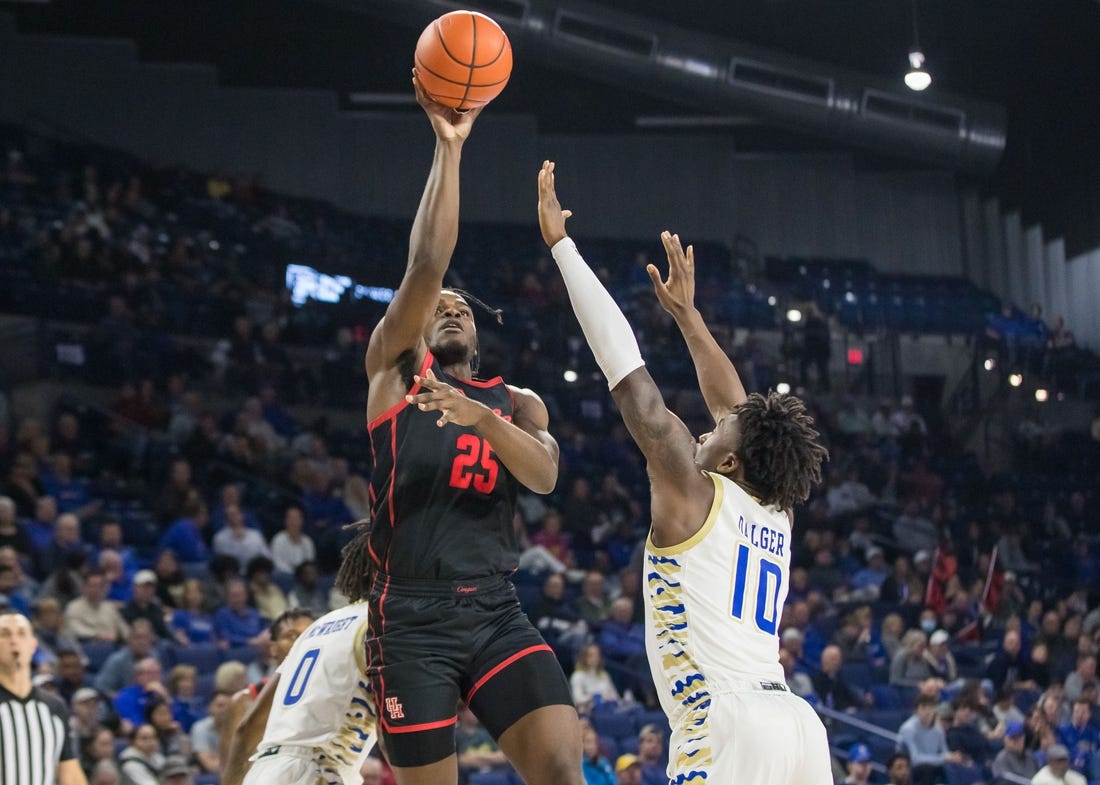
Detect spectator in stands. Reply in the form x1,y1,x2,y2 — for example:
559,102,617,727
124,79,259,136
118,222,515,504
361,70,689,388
842,743,872,785
599,597,646,695
530,572,587,665
81,726,117,780
897,694,964,785
119,723,164,785
100,550,132,604
780,647,816,700
893,503,939,556
189,690,230,774
891,630,934,687
34,512,89,581
269,505,314,575
94,618,157,697
923,629,958,684
885,751,911,785
614,755,642,785
113,657,171,728
0,498,31,556
70,686,105,745
213,503,270,571
96,522,139,581
284,560,326,614
155,459,197,525
212,578,265,648
577,571,612,630
988,629,1039,694
0,562,29,614
991,719,1039,784
1057,697,1098,778
1064,654,1096,703
156,498,210,567
813,645,869,713
580,722,616,785
455,702,508,781
800,302,831,391
169,578,214,647
946,698,993,767
165,665,201,734
5,453,42,518
636,724,667,785
56,648,92,706
570,642,620,713
849,547,889,601
121,571,171,640
31,595,83,667
209,483,260,534
146,697,189,759
42,451,98,518
992,685,1027,729
245,556,287,621
1031,743,1085,785
151,550,185,609
64,568,130,643
531,509,575,568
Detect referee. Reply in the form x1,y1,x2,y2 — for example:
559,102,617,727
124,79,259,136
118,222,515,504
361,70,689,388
0,610,87,785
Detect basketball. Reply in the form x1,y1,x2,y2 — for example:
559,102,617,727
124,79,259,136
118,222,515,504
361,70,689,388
414,11,513,111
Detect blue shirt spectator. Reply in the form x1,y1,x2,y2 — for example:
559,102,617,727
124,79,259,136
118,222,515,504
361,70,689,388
212,579,265,646
158,505,211,565
1058,700,1099,776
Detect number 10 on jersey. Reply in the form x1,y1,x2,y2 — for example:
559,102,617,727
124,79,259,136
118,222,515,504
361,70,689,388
730,542,783,635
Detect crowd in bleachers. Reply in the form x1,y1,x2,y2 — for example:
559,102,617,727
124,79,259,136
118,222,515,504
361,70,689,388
1,124,1099,785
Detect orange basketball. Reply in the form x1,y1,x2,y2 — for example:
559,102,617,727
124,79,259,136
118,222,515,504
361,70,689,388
414,11,513,111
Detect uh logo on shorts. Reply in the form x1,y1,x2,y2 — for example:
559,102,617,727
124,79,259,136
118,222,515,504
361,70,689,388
385,696,405,720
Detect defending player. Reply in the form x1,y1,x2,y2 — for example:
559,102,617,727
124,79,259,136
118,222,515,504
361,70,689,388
538,160,832,784
221,608,316,785
229,599,375,785
353,76,580,785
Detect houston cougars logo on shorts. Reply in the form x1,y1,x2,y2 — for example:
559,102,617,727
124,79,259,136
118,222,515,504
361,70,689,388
385,696,405,720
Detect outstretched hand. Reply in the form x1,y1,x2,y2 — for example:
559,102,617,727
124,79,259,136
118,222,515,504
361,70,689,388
537,160,573,247
648,230,697,318
406,370,490,427
413,70,484,143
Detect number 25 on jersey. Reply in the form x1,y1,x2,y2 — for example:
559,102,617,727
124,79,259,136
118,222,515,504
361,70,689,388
730,542,783,635
448,434,499,493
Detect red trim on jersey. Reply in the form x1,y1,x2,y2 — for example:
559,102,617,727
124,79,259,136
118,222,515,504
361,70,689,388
460,375,504,389
380,715,457,734
365,352,434,432
464,644,553,704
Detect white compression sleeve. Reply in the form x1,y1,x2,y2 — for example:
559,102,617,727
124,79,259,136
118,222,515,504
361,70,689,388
551,237,644,390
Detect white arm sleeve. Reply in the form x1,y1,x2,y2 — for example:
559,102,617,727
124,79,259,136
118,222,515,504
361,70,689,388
551,237,645,390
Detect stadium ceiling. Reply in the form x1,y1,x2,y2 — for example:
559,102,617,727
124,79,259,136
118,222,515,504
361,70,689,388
9,0,1100,249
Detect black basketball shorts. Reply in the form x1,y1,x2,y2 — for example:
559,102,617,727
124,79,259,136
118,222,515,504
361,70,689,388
365,573,574,768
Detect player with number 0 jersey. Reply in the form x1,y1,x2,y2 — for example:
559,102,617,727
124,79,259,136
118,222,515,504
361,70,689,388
539,160,832,785
240,604,375,785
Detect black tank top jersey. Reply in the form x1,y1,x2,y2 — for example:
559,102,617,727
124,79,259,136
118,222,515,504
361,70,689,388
367,351,520,580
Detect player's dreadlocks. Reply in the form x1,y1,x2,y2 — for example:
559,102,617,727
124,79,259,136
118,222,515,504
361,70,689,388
334,518,375,603
734,391,828,511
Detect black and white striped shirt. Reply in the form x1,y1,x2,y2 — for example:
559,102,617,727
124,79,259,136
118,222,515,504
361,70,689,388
0,685,75,785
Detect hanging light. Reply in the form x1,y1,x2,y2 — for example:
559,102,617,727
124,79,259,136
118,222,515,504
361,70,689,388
904,1,932,91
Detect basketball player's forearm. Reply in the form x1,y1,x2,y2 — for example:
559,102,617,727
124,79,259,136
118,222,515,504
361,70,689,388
407,141,463,277
473,414,558,493
550,237,644,389
672,307,748,418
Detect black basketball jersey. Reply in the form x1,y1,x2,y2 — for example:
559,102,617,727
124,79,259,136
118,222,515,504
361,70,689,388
367,352,519,580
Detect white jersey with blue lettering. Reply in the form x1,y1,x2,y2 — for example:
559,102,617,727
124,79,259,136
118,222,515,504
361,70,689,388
643,472,830,785
247,604,376,785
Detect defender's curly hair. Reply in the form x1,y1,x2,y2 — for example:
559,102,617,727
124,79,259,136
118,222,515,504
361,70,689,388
334,518,374,602
734,391,828,511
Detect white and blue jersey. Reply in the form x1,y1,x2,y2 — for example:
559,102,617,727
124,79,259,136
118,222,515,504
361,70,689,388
644,472,830,785
249,604,376,785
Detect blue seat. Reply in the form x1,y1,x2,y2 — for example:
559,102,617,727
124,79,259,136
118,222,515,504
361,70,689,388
82,640,118,673
598,735,619,760
869,683,901,709
590,707,636,739
171,643,221,673
636,710,670,736
194,774,221,785
839,662,873,689
222,645,258,665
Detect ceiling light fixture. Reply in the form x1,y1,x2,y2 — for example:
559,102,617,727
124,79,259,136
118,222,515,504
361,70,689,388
904,0,932,91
